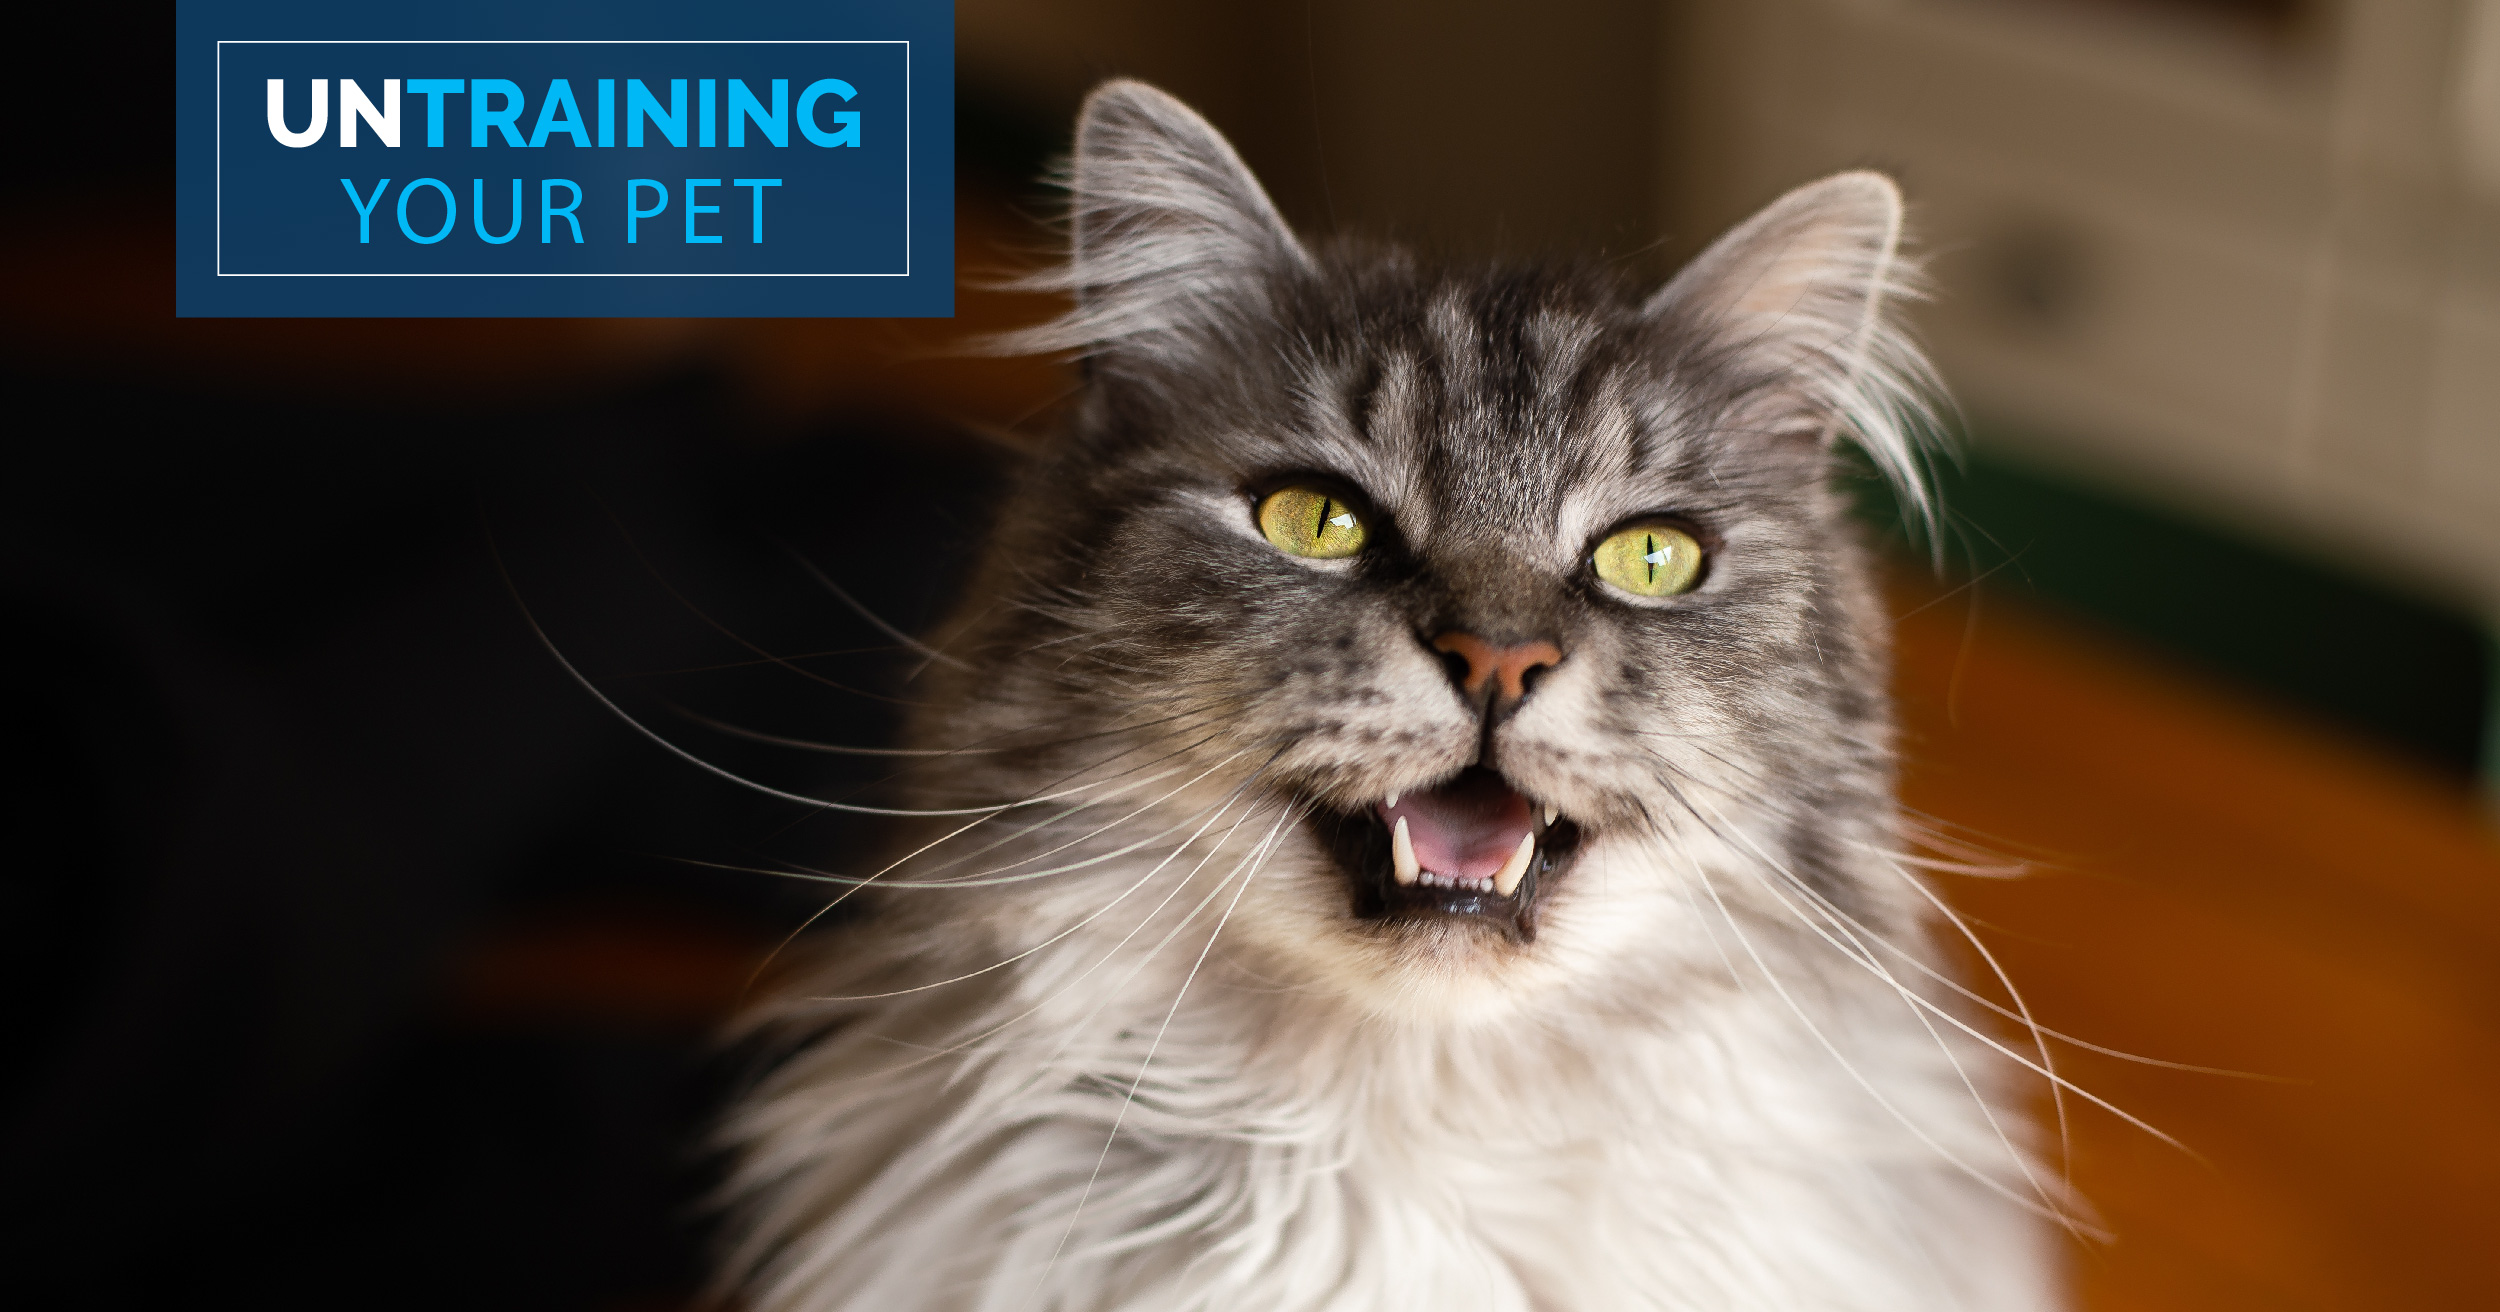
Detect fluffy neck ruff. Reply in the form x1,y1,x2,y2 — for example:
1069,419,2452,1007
720,845,2059,1312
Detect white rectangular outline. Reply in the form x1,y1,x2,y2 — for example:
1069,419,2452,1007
215,39,914,278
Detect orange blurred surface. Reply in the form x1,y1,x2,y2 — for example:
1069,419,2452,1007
1894,579,2500,1311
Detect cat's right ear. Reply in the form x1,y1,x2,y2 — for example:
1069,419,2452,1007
998,80,1310,358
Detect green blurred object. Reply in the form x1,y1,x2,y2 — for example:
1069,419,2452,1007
1851,441,2496,785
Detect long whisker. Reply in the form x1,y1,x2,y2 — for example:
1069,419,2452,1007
608,644,922,678
665,703,1009,756
1784,841,2076,1174
726,714,1243,999
1663,781,2186,1168
894,729,1240,884
799,768,1273,1003
691,760,1241,893
1631,761,2087,1228
865,784,1283,1077
595,500,934,709
1657,777,2072,1193
1634,738,2210,1084
1680,848,2088,1231
508,586,1163,819
665,699,1217,761
779,540,975,672
1027,799,1298,1298
488,528,1002,813
908,788,1284,1075
1858,843,2287,1081
735,731,1259,997
711,721,1243,997
1853,838,2073,1170
750,783,1277,1099
901,750,1250,890
1697,817,2077,1226
995,779,1293,1079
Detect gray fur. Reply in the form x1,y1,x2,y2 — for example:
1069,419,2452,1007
720,81,2059,1311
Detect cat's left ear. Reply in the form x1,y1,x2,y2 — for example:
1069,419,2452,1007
1643,172,1940,518
1001,80,1311,359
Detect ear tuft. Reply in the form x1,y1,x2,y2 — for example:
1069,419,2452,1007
1646,171,1944,528
993,80,1309,360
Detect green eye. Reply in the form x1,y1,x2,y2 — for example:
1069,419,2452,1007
1592,522,1704,597
1257,485,1369,559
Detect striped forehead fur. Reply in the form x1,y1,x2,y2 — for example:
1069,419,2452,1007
1000,80,1942,525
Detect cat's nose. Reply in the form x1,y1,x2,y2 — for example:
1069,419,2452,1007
1429,632,1564,713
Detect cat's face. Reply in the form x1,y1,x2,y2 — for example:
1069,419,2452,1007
913,83,1936,1024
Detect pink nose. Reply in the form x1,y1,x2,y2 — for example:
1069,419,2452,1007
1430,632,1563,705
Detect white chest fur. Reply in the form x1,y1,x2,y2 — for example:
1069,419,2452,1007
727,940,2061,1312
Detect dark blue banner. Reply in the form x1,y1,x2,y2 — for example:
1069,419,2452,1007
178,2,953,316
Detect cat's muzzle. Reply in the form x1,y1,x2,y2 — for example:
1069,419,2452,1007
1313,766,1584,944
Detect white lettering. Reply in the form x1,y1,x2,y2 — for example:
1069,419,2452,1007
340,79,400,148
267,79,328,148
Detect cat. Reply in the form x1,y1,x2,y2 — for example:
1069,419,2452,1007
715,79,2065,1311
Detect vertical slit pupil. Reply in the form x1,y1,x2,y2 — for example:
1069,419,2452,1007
1644,533,1657,584
1317,497,1335,543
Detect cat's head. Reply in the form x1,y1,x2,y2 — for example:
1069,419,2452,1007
912,81,1939,1025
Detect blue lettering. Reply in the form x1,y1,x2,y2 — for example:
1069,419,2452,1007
597,79,615,148
699,79,716,147
728,80,787,147
474,178,522,244
530,80,590,149
686,178,722,244
406,79,462,148
798,79,859,148
340,177,390,243
627,79,687,148
733,178,781,242
626,178,668,242
471,78,525,147
542,179,583,243
397,178,456,244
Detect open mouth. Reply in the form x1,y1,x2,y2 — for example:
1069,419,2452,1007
1311,766,1585,944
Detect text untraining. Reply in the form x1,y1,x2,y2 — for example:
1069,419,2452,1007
266,77,863,150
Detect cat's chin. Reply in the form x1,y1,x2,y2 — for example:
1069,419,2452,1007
1307,766,1587,946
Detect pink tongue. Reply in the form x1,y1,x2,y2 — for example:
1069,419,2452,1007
1377,770,1533,881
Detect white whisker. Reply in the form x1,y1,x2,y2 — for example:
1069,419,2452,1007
1679,847,2083,1230
1672,786,2186,1181
1027,799,1299,1300
800,765,1276,1004
779,540,976,671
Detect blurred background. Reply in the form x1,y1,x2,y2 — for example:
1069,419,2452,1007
7,1,2495,1306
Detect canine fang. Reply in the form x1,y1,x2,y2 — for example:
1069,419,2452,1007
1494,833,1534,897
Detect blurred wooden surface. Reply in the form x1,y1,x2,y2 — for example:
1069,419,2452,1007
1894,577,2500,1311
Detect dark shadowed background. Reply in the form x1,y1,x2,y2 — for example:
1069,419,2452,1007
6,2,2496,1308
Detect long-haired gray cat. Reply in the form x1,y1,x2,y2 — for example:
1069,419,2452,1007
717,80,2065,1310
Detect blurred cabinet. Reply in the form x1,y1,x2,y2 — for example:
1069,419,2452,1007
1665,0,2500,618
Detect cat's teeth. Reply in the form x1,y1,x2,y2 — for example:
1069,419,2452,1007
1391,816,1420,885
1542,804,1558,827
1493,832,1535,898
1386,791,1400,809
